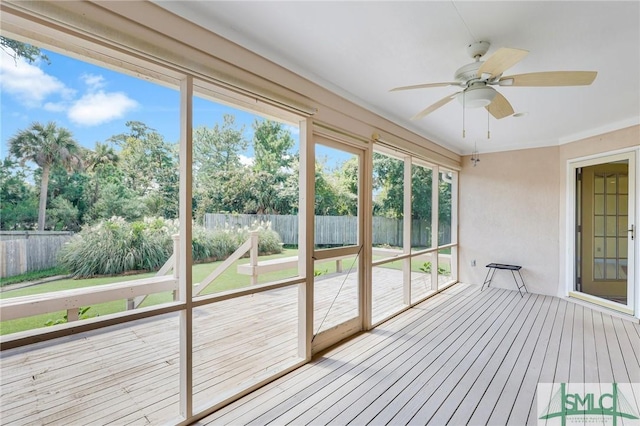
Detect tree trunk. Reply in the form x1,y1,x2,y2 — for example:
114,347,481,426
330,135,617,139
37,164,50,231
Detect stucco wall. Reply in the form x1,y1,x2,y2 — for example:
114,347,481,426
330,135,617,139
459,146,560,295
459,125,639,297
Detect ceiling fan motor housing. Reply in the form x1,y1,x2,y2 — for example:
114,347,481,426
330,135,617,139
455,41,492,82
454,62,484,83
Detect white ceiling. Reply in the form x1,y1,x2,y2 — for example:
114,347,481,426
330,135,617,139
156,1,640,155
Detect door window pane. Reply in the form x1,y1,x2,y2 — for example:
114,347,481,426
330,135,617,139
594,195,605,215
594,237,605,255
606,216,617,236
606,174,617,194
606,237,617,258
618,216,628,236
313,255,359,334
594,216,605,236
606,194,617,214
618,237,628,258
594,175,604,193
619,195,628,215
314,145,358,249
619,175,628,194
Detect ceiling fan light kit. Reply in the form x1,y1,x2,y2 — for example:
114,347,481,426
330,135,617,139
457,84,497,108
391,41,597,122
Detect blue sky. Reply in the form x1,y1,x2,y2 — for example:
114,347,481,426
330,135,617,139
0,46,359,173
0,47,304,164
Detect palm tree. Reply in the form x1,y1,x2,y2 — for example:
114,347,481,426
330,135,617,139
86,142,119,206
9,122,82,230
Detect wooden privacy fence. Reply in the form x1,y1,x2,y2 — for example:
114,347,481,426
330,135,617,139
0,231,74,278
204,213,450,247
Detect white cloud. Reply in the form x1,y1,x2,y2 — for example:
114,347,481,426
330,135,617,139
81,73,106,91
68,91,138,126
0,50,138,127
239,154,255,167
43,102,67,112
0,49,75,108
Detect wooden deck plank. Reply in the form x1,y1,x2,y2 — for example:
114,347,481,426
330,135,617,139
582,307,600,383
553,301,575,384
612,317,640,382
202,284,470,425
622,320,640,366
442,294,547,426
350,288,525,425
397,291,538,426
242,285,492,425
200,288,639,426
307,288,520,425
569,304,585,383
3,280,639,426
507,297,562,425
488,296,559,426
602,313,632,383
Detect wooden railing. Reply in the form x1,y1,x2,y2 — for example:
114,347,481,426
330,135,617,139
1,233,453,327
193,232,257,295
0,234,181,324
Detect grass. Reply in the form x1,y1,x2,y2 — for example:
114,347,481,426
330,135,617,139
0,249,299,336
0,266,70,287
0,247,453,336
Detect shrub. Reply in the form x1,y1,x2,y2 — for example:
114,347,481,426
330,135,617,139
59,217,172,277
59,217,283,277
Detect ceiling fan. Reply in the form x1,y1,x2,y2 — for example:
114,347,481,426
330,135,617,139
391,41,597,120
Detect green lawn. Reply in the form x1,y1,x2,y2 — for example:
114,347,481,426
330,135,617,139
0,247,451,336
0,248,299,336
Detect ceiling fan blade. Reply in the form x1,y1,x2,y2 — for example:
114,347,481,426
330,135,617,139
412,93,458,120
485,91,514,119
390,82,461,92
498,71,597,87
478,47,529,79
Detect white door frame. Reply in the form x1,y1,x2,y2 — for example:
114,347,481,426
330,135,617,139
565,147,638,318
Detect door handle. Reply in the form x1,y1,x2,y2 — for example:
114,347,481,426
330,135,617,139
630,224,635,240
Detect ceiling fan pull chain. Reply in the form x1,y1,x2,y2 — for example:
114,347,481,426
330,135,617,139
462,91,466,138
487,109,490,139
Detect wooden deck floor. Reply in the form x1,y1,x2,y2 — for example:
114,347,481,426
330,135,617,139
2,279,639,425
199,283,640,426
0,267,429,425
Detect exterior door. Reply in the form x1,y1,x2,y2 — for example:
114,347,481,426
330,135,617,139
575,153,635,314
312,138,364,353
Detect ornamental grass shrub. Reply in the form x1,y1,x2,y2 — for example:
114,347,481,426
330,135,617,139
59,217,283,277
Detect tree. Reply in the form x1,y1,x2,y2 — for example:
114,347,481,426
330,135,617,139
373,153,404,218
9,122,82,230
109,121,178,218
86,142,119,206
249,119,297,214
0,36,49,64
194,114,247,174
0,158,38,229
45,164,89,230
252,119,294,178
193,115,248,218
